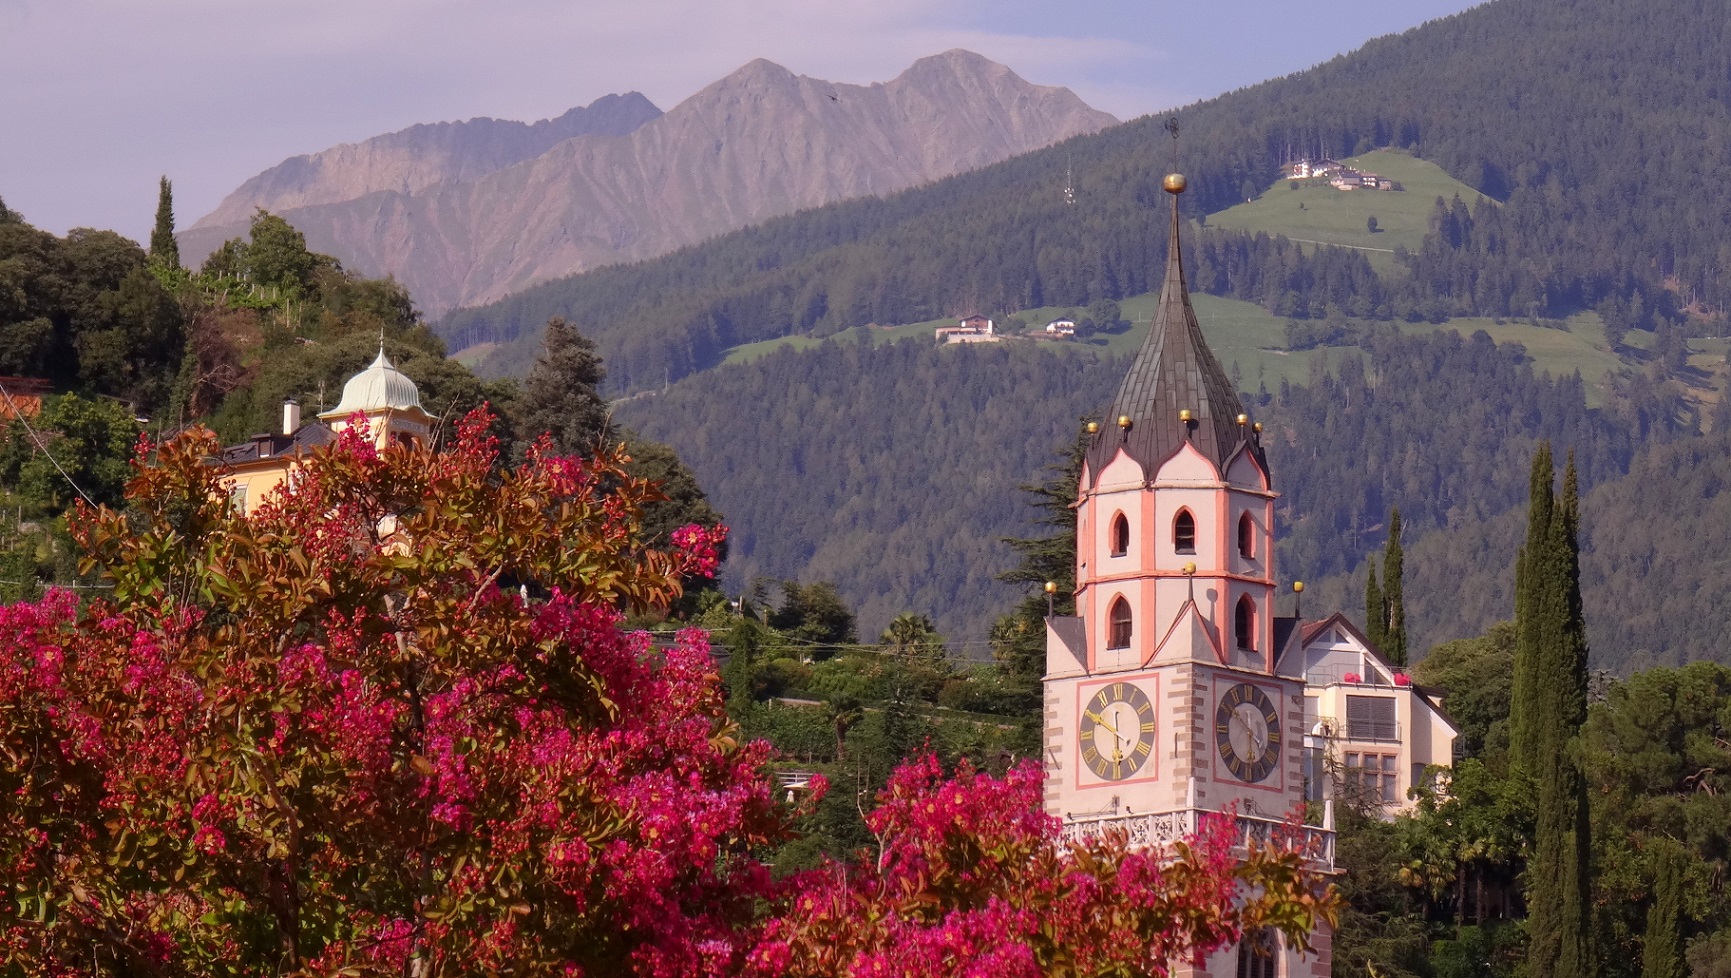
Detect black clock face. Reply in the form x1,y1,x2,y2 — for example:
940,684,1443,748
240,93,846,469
1080,681,1156,781
1214,682,1282,784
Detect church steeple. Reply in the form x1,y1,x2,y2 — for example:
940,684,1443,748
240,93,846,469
1085,174,1264,484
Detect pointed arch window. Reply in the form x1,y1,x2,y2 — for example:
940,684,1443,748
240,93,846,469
1173,509,1197,555
1235,595,1256,651
1237,512,1256,560
1236,928,1277,978
1108,596,1133,650
1110,513,1130,557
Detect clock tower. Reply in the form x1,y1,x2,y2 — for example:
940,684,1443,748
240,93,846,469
1043,173,1334,977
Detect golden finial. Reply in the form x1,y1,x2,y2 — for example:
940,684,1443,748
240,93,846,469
1236,413,1249,426
1293,581,1305,593
1117,415,1132,430
1163,173,1187,194
1178,409,1193,423
1044,581,1057,594
1086,421,1100,435
1182,562,1197,576
1252,421,1264,434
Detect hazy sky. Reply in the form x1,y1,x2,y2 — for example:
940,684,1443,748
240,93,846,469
1,0,1487,242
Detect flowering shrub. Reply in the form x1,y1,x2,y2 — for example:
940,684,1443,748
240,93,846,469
0,414,787,977
748,755,1336,978
1392,673,1412,687
1343,672,1363,684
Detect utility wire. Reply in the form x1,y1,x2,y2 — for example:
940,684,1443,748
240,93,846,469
0,380,98,508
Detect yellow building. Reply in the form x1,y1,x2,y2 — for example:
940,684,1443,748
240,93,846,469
1297,613,1458,815
220,348,435,515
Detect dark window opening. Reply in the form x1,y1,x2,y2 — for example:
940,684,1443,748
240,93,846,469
1174,510,1196,554
1346,695,1398,741
1234,595,1255,651
1108,597,1132,650
1238,512,1255,559
1237,928,1277,978
1110,513,1130,557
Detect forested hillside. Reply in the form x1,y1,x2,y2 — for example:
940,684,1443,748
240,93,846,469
616,339,1124,641
443,0,1731,392
616,325,1683,650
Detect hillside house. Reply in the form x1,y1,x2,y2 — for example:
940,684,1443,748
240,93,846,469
1288,158,1343,179
1044,318,1077,337
934,314,1001,345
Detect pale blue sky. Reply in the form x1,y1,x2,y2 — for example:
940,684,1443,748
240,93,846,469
0,0,1487,242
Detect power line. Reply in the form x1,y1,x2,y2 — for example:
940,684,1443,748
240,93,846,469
0,380,98,508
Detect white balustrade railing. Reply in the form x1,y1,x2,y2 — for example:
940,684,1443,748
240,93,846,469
1058,808,1335,869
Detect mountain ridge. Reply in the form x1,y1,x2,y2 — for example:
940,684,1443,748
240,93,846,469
181,50,1116,316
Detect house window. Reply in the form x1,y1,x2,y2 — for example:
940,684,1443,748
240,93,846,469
1110,513,1130,557
1234,595,1255,651
1345,752,1399,805
1345,695,1398,741
229,483,247,511
1108,596,1132,650
1237,928,1277,978
1237,512,1255,559
1173,510,1196,554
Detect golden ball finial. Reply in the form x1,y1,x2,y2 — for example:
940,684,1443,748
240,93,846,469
1163,173,1187,194
1117,415,1132,430
1182,562,1197,576
1252,421,1264,434
1178,408,1194,423
1236,413,1249,426
1044,581,1058,594
1293,581,1305,593
1086,421,1100,435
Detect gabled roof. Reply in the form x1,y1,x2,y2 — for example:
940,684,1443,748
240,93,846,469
221,422,336,465
1084,185,1266,483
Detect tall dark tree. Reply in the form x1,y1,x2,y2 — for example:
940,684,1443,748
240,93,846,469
1641,840,1688,978
518,316,612,454
1514,445,1595,978
1383,507,1406,666
149,176,180,270
1364,563,1386,652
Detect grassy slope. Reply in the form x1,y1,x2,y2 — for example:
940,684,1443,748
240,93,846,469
1207,150,1493,275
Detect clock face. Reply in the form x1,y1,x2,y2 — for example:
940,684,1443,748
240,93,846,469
1080,681,1156,781
1214,682,1283,784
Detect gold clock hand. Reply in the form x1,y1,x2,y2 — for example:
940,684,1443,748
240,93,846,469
1086,709,1122,736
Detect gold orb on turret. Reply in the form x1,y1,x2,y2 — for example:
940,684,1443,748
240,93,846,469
1182,562,1197,576
1236,413,1249,426
1293,581,1305,593
1178,409,1193,423
1086,421,1100,435
1252,421,1264,434
1045,581,1058,594
1118,415,1132,430
1163,173,1188,194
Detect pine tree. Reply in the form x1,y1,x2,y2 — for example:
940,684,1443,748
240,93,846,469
1364,563,1386,651
518,317,612,455
1516,446,1595,978
1383,508,1406,667
150,176,180,270
1641,841,1688,978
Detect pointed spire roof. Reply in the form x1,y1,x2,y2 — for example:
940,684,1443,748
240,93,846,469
1085,175,1265,482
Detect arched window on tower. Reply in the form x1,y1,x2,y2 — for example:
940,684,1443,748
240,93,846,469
1236,928,1277,978
1173,509,1196,554
1238,512,1256,560
1108,597,1132,650
1110,513,1130,557
1235,595,1256,651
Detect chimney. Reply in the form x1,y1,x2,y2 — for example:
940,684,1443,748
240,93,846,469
282,398,301,436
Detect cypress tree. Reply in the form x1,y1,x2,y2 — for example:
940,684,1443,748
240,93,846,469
1641,841,1688,978
1364,563,1386,651
1383,507,1406,667
150,176,180,270
1519,447,1595,978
